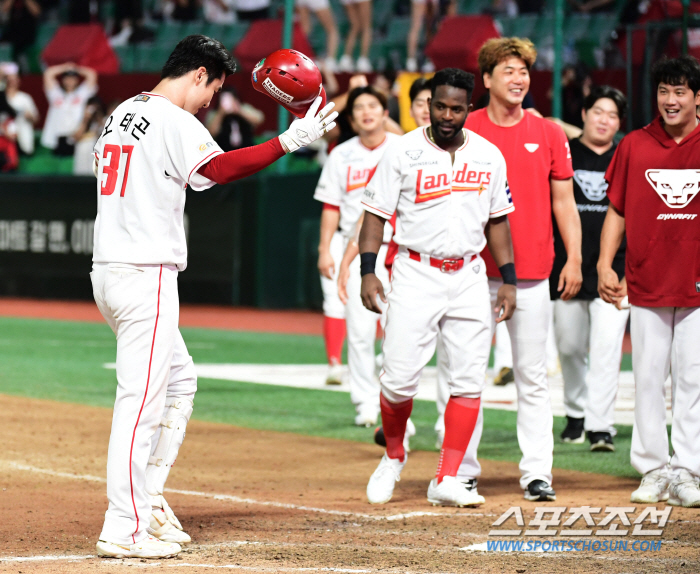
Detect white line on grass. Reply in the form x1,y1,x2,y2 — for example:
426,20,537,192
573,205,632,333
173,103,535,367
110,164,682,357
3,461,489,521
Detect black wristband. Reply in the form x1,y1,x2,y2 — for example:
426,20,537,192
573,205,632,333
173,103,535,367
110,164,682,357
499,262,517,285
360,252,377,276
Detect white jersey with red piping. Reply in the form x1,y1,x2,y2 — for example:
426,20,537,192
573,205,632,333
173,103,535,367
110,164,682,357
93,92,223,271
361,126,514,260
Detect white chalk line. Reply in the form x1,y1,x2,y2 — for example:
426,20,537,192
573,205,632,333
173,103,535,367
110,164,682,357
0,554,94,563
2,461,489,522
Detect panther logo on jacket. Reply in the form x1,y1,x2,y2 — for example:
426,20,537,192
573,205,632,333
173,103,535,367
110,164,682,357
574,170,608,202
646,169,700,209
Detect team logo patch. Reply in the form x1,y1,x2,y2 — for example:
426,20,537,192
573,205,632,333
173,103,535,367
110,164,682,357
198,142,215,152
524,143,539,153
646,169,700,209
406,150,423,161
263,77,294,104
473,265,480,274
134,95,150,102
574,170,608,202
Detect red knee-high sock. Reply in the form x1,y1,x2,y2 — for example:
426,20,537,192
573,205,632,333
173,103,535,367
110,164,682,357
435,396,480,483
323,316,346,364
380,393,413,462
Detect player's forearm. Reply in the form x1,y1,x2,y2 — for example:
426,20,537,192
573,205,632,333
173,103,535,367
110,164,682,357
197,138,286,184
597,205,625,271
484,216,514,267
319,207,340,253
552,179,582,263
358,211,386,256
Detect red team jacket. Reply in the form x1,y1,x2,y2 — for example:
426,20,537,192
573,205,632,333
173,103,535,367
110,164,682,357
605,117,700,308
465,109,573,280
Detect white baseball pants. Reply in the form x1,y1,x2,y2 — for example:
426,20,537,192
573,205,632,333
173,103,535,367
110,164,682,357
345,243,390,414
320,230,346,319
458,279,553,489
630,305,700,476
554,298,629,433
380,252,491,404
91,263,197,545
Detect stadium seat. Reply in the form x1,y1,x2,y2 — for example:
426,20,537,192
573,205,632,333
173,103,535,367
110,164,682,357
499,14,538,39
156,22,184,48
221,22,250,50
565,14,591,42
458,0,492,15
372,0,394,30
0,43,12,62
114,45,135,73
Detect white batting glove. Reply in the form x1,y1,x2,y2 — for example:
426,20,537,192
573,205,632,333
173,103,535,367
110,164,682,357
279,96,338,153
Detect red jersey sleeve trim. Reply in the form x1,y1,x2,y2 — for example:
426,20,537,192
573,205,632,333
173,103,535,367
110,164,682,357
361,202,393,219
189,150,223,184
323,203,340,211
197,138,286,184
490,205,515,216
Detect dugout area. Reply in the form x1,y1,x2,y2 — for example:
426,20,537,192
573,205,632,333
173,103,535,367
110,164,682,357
0,304,698,573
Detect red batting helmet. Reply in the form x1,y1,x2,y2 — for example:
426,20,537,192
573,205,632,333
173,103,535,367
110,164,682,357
251,49,327,118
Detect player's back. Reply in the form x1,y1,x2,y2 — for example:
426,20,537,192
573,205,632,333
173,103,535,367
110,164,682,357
93,92,221,271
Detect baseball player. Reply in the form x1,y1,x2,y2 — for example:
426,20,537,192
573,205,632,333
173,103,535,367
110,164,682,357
359,68,517,507
458,38,581,502
91,36,337,559
315,86,399,426
551,86,629,451
598,55,700,507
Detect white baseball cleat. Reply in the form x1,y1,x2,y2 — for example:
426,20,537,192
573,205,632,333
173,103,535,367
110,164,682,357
668,469,700,508
427,476,485,507
96,535,181,559
404,418,416,453
367,453,406,504
630,467,671,503
355,403,379,427
325,362,343,386
148,495,191,544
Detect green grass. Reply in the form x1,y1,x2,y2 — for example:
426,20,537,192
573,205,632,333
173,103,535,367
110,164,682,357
0,317,648,479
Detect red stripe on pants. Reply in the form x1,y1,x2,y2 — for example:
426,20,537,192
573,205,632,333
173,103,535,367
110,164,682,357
129,264,162,543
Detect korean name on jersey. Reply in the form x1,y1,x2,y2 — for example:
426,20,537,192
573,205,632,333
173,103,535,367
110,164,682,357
361,127,514,260
92,93,224,271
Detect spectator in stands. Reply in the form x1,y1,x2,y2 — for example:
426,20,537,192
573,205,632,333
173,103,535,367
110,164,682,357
372,71,400,124
72,95,107,175
109,0,155,46
338,0,373,73
406,0,456,73
163,0,198,21
0,61,38,156
0,89,18,171
488,0,519,17
204,0,237,23
41,63,98,156
297,0,340,74
206,87,265,152
235,0,270,20
568,0,614,12
0,0,41,72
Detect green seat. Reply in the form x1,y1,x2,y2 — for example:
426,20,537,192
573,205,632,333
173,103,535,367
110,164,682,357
181,21,206,39
458,0,491,14
156,22,184,47
203,23,226,41
114,45,135,73
501,14,538,38
588,13,618,46
0,43,12,61
565,13,591,41
534,14,555,45
36,22,60,48
372,0,394,29
221,22,250,50
384,16,412,47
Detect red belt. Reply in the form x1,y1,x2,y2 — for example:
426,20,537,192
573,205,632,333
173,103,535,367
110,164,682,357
407,249,477,273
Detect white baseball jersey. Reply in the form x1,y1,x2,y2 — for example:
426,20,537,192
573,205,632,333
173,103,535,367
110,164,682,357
92,92,224,271
313,133,399,241
361,127,514,260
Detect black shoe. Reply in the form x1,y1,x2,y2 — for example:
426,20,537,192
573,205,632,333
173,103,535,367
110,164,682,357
561,416,585,443
524,479,556,501
462,478,478,493
588,431,615,452
374,426,386,447
493,367,514,386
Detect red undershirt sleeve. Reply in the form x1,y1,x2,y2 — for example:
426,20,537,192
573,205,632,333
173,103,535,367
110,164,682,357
197,137,286,184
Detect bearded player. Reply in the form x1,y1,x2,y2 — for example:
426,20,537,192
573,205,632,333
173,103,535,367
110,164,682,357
599,55,700,507
359,68,516,507
91,37,337,559
314,85,400,426
455,38,581,502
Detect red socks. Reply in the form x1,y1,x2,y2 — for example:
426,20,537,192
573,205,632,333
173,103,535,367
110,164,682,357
323,316,346,365
380,393,413,462
435,396,481,483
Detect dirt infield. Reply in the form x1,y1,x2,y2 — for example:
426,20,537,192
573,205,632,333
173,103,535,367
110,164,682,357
0,298,325,335
1,394,697,573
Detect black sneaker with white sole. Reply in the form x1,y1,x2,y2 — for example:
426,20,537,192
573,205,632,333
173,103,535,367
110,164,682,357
560,416,585,443
588,431,615,452
524,479,556,501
